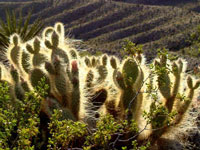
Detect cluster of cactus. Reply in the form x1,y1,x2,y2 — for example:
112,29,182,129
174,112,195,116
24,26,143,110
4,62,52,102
0,22,199,143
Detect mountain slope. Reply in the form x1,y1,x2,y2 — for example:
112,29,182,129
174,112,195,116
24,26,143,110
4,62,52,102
1,0,200,61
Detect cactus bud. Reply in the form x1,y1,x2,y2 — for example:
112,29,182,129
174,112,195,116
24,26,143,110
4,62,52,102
102,55,107,66
91,57,96,67
56,24,62,34
194,80,200,89
71,60,78,74
84,57,91,67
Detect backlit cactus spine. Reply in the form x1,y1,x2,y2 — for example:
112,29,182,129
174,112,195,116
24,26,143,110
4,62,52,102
0,22,199,145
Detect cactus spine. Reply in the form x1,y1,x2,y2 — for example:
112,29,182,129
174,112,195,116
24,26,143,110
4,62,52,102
1,22,199,144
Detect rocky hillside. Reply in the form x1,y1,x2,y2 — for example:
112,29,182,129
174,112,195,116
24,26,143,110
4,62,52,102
1,0,200,60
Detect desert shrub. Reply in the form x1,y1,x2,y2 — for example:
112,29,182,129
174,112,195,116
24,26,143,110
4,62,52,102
0,78,48,149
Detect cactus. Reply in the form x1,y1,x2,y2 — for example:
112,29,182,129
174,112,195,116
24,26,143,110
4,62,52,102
10,66,25,100
84,56,92,67
26,37,47,67
67,60,80,119
110,56,117,69
113,58,139,121
21,50,31,73
7,34,21,68
46,56,72,108
175,76,200,123
2,22,199,146
45,31,69,64
96,55,108,83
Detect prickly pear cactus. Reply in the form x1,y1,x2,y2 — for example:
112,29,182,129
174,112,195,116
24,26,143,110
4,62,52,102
1,22,199,144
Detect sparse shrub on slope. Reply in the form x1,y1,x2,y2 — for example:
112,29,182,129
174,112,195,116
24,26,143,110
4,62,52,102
0,22,199,149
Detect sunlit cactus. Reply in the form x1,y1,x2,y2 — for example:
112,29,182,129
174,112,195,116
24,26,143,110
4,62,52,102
21,50,31,74
7,34,21,68
84,56,92,67
1,22,200,146
42,26,54,41
45,31,69,64
175,76,200,123
26,37,47,67
114,58,139,121
110,56,117,69
10,66,25,100
54,22,65,43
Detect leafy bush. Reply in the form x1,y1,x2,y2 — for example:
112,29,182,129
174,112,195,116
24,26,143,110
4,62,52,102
0,78,47,149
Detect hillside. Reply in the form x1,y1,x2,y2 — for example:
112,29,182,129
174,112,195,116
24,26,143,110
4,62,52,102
1,0,200,63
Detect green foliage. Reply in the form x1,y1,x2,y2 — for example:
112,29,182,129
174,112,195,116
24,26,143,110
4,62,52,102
0,77,48,149
121,40,143,57
46,111,142,150
143,100,177,129
86,114,135,147
47,109,88,149
83,114,140,149
132,140,150,150
0,82,17,149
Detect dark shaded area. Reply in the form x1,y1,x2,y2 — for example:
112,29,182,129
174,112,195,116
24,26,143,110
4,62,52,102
115,0,198,6
154,138,183,150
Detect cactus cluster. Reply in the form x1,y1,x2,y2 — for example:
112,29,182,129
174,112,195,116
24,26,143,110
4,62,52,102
1,22,199,143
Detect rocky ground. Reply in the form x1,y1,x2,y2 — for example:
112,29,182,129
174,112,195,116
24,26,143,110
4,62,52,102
154,98,200,150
